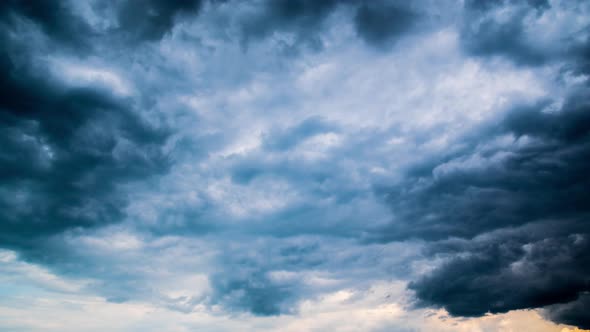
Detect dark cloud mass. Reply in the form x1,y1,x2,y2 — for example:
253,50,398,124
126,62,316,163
0,0,93,49
410,223,590,325
2,0,590,330
354,1,417,48
360,2,590,327
0,2,169,254
237,0,418,51
381,63,590,329
378,93,590,241
460,0,590,69
117,0,203,41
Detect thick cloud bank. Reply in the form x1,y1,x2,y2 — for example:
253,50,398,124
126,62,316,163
0,0,589,331
379,0,590,325
0,1,169,255
395,93,590,327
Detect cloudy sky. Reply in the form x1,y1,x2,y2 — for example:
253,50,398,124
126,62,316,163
1,0,589,331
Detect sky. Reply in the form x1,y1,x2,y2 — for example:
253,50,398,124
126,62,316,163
0,0,589,331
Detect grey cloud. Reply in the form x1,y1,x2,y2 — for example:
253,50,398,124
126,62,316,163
262,116,337,151
459,0,589,68
354,1,417,49
3,0,590,328
367,6,590,320
376,87,590,328
545,293,590,329
234,0,420,51
0,0,205,47
238,0,340,50
377,92,590,241
410,225,589,320
461,10,547,65
116,0,203,41
0,0,94,49
0,14,169,255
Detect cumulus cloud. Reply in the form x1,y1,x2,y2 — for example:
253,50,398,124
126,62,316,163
460,0,590,70
116,0,203,41
0,1,169,256
373,84,590,328
1,0,589,330
375,3,590,324
354,0,417,49
0,0,94,48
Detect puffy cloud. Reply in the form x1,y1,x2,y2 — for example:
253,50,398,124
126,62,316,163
0,0,94,48
1,0,590,330
116,0,203,41
381,60,590,329
353,0,417,49
0,1,169,255
460,0,590,70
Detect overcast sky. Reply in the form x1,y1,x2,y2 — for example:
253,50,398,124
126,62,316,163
1,0,589,331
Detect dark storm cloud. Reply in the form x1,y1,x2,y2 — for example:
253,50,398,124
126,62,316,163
546,293,590,329
410,224,589,321
374,3,590,320
0,16,169,254
4,1,589,328
116,0,203,41
206,236,418,317
417,10,590,327
0,0,205,45
460,0,550,66
238,0,339,49
353,1,417,49
262,116,337,151
0,0,94,49
376,86,590,327
236,0,418,51
460,0,590,74
377,93,590,241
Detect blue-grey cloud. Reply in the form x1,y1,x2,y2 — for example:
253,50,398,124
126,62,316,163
0,0,94,49
116,0,203,41
380,81,590,328
233,0,419,52
460,0,590,71
1,0,590,330
354,1,417,49
0,4,169,256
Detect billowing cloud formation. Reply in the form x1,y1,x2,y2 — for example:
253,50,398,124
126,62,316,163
399,92,590,328
235,0,418,51
379,92,590,241
461,0,590,71
1,0,590,331
354,0,417,48
378,10,590,327
0,0,93,48
0,1,169,255
117,0,203,41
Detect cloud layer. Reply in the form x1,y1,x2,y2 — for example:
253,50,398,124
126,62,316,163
0,0,589,331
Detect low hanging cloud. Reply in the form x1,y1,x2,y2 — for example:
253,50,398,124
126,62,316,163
365,2,590,328
0,2,169,257
1,0,590,330
116,0,203,41
234,0,419,51
380,68,590,329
